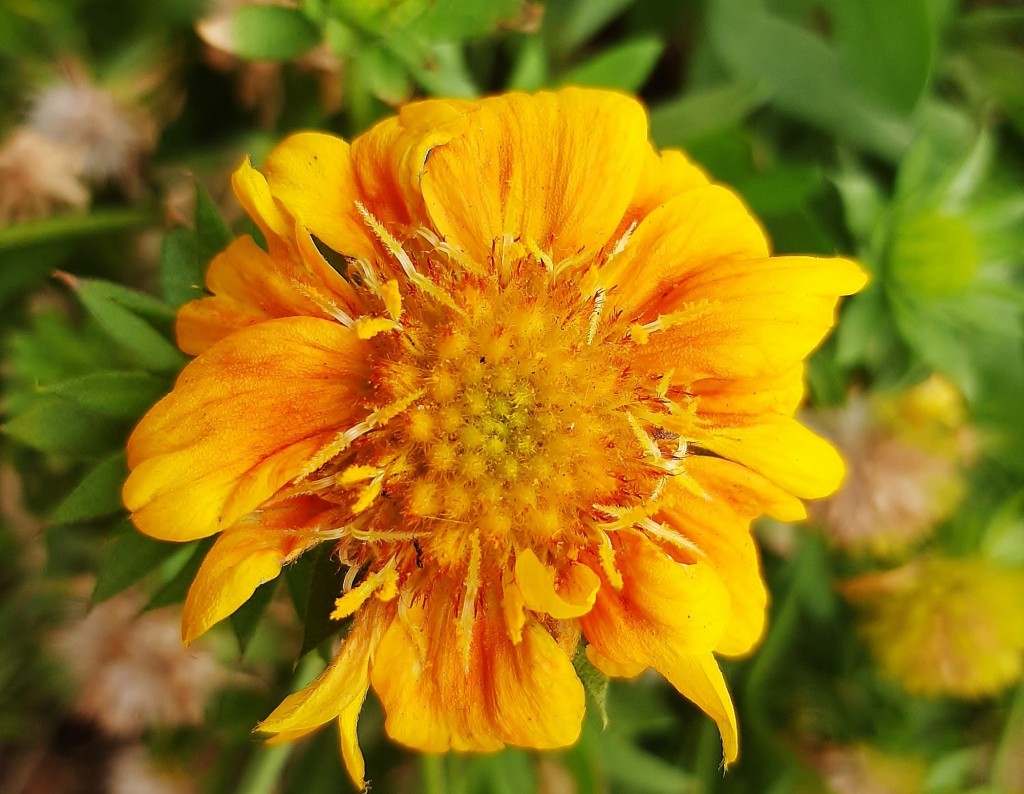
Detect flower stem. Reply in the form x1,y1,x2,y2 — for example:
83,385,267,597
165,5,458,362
0,206,158,251
421,753,447,794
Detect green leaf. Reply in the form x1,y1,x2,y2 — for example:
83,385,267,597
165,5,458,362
507,35,548,91
649,81,771,147
230,579,278,656
888,211,980,297
361,42,413,105
403,42,479,98
825,0,935,113
299,546,350,657
73,278,185,373
413,0,521,40
4,398,123,457
596,729,698,794
38,370,168,419
194,183,232,264
93,525,183,602
227,5,321,61
708,0,915,160
544,0,638,56
53,452,127,525
146,538,216,611
735,165,824,217
159,226,204,309
0,207,158,253
560,36,664,92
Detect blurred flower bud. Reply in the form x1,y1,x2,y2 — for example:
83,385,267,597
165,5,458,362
0,128,89,224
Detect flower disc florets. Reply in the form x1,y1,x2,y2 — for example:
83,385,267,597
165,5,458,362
123,88,866,788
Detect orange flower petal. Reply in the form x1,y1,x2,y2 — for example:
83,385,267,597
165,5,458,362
688,413,846,500
581,530,737,761
622,146,710,229
350,98,472,229
371,584,585,752
257,615,374,736
514,548,600,620
123,317,369,542
420,88,649,266
181,497,327,642
261,132,377,261
597,185,769,316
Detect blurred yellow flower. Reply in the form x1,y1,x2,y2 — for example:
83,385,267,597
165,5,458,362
844,557,1024,697
811,376,971,558
122,88,864,787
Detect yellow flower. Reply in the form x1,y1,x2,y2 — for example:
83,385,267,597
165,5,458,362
810,376,971,558
844,557,1024,697
122,88,865,787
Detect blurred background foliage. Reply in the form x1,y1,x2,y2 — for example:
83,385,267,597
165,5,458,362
1,0,1024,792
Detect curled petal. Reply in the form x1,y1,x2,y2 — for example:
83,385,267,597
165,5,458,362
514,548,600,619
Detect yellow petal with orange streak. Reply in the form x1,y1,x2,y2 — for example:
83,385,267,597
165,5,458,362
260,131,377,261
257,617,373,735
515,548,600,620
182,499,326,642
613,146,710,238
597,185,769,316
371,587,584,752
420,88,648,267
630,255,867,380
123,317,369,542
349,97,472,229
581,530,737,763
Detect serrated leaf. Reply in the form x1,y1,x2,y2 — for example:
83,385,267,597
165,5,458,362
299,545,350,657
38,370,168,419
4,398,123,457
93,525,183,602
649,80,771,147
230,579,278,656
159,226,204,309
146,538,216,611
53,452,127,525
573,645,610,728
560,36,663,92
225,5,321,61
73,279,185,373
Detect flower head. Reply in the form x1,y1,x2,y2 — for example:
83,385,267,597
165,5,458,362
0,127,89,223
123,88,864,786
810,377,970,558
844,556,1024,697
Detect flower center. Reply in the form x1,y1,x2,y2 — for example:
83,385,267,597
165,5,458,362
343,258,661,571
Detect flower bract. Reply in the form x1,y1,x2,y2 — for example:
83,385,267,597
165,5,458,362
123,88,865,787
